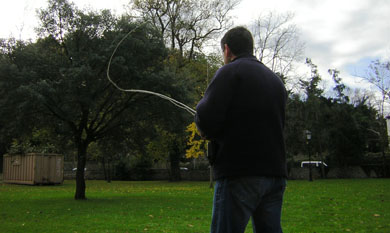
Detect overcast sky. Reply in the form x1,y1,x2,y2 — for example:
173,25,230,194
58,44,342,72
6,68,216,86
1,0,389,93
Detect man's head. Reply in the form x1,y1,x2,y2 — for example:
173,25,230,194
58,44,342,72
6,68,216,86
221,26,254,64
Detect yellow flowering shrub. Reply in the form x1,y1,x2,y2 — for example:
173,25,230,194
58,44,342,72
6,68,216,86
185,122,207,158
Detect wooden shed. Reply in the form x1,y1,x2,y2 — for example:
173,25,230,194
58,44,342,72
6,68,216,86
2,153,64,185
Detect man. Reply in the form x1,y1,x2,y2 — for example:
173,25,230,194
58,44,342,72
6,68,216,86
195,26,288,233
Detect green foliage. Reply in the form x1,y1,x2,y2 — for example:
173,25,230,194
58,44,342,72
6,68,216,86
329,68,349,103
130,154,155,180
114,154,155,181
284,93,306,157
8,139,34,155
146,126,178,161
8,128,60,155
326,104,365,166
285,59,386,169
86,142,103,161
300,58,324,99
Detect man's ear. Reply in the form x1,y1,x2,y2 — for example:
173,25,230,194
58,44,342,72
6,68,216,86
223,44,234,64
224,44,232,57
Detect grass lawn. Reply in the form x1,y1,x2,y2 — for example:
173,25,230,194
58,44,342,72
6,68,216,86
0,178,389,233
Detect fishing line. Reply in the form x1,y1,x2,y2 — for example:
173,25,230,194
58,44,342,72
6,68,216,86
106,22,196,116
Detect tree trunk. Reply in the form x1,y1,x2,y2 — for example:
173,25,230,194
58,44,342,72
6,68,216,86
0,155,3,173
0,143,6,173
107,159,112,183
102,155,107,181
75,142,88,200
169,152,181,181
381,135,387,178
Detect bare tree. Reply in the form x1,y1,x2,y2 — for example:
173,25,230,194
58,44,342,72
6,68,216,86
358,59,390,177
359,60,390,116
251,12,305,78
37,0,76,43
132,0,240,59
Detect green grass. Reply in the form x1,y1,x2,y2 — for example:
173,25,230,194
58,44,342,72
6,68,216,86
0,179,389,233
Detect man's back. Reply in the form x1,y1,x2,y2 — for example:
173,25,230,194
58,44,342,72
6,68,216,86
196,55,287,180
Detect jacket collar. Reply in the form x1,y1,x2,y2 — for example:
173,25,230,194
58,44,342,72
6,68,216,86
231,54,257,62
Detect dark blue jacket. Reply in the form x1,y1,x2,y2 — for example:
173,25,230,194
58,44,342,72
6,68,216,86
195,55,287,180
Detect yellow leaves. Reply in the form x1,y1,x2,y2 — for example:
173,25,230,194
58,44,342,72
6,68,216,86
185,122,207,159
187,122,196,140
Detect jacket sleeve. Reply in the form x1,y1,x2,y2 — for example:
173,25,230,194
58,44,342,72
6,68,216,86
195,65,237,140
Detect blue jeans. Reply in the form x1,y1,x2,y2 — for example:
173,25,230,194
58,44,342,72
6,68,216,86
211,176,286,233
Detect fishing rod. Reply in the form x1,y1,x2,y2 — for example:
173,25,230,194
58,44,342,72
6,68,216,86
106,21,196,116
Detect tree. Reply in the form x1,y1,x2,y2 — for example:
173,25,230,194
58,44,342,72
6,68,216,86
132,0,240,60
300,58,324,99
360,60,390,116
329,68,349,103
0,40,20,163
298,59,326,173
4,0,176,199
251,12,305,79
284,93,305,159
181,53,221,185
185,122,207,159
146,125,188,181
37,0,76,40
0,39,46,170
359,59,390,176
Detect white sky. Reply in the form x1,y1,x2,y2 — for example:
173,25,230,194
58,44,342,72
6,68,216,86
1,0,390,95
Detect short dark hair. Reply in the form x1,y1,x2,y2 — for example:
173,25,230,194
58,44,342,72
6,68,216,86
221,26,254,56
